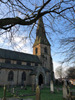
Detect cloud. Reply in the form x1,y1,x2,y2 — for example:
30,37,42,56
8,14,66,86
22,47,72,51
0,33,33,54
53,61,60,71
0,38,4,44
12,37,33,54
53,61,61,78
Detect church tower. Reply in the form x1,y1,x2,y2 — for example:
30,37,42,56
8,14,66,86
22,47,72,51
33,17,53,75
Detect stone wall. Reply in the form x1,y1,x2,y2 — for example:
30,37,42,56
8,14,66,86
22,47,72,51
0,69,32,86
33,44,51,71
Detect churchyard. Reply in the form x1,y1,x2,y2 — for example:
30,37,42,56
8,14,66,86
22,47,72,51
0,83,75,100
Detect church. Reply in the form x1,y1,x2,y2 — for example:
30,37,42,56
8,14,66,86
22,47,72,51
0,18,54,86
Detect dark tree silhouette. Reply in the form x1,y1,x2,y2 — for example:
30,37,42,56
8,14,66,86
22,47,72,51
66,67,75,79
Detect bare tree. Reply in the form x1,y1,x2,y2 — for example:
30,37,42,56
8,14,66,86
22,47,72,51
55,65,66,78
0,0,75,63
59,37,75,65
66,67,75,79
0,0,74,30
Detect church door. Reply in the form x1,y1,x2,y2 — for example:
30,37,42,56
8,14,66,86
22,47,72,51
38,74,43,85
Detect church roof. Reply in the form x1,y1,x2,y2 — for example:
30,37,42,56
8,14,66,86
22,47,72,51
33,17,50,47
0,63,50,73
0,63,34,70
0,48,41,63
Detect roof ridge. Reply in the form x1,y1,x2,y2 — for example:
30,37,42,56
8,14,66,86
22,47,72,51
0,48,41,63
0,48,37,57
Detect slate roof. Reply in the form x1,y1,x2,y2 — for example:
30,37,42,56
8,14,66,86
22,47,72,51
0,63,50,74
0,63,34,70
0,48,41,63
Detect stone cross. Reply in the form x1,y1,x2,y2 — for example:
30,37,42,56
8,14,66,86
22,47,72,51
36,85,40,100
50,80,54,93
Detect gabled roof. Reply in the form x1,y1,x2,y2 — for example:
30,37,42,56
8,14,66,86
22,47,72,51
0,48,41,63
30,66,50,75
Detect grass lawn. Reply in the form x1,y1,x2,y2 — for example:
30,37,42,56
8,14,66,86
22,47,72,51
40,87,63,100
0,85,75,100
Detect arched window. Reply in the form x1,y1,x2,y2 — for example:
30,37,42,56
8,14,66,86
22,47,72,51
22,72,26,81
35,48,38,54
44,47,47,54
8,71,14,81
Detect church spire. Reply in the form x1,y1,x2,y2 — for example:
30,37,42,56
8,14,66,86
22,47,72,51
33,17,50,47
36,17,45,37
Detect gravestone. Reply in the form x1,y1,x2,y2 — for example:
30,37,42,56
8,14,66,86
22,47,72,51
56,88,59,92
7,83,10,92
63,80,70,99
41,84,44,89
32,84,35,91
24,81,27,90
12,88,15,94
36,85,40,100
15,90,19,96
63,81,68,99
50,80,54,93
2,85,6,100
21,86,23,89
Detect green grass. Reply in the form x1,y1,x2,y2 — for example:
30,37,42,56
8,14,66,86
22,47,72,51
40,87,63,100
0,85,75,100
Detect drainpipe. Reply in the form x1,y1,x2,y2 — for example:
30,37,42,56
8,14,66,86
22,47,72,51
17,70,19,85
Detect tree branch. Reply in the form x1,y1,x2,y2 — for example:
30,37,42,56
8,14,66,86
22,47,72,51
38,0,51,14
